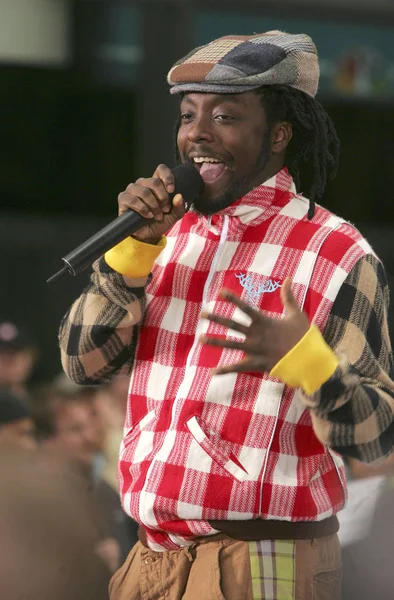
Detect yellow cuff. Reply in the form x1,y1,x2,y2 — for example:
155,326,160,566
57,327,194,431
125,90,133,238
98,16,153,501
269,325,339,395
104,236,166,278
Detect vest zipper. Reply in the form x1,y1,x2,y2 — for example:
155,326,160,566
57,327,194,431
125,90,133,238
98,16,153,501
139,215,230,527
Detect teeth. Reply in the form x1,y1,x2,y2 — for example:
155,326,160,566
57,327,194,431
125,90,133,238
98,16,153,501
193,157,222,164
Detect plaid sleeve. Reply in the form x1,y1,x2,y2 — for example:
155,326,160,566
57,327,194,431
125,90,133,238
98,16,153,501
59,257,150,384
300,254,394,462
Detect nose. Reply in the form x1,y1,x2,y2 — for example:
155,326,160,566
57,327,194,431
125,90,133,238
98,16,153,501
186,115,215,144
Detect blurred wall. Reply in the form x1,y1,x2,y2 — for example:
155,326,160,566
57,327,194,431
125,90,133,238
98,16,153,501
0,0,71,67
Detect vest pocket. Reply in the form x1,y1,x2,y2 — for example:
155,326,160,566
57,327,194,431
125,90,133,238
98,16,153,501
327,447,348,505
186,415,249,482
121,410,156,463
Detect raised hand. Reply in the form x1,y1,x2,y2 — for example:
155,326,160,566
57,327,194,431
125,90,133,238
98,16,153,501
199,278,310,375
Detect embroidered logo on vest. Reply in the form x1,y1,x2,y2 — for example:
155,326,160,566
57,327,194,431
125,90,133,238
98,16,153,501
235,273,281,305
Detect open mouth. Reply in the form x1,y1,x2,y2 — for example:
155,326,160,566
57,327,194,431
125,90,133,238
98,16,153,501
191,156,228,184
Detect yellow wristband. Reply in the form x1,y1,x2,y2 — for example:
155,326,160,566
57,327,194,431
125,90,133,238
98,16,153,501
104,236,166,278
270,325,339,395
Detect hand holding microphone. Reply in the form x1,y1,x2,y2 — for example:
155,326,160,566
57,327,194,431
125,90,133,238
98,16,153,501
47,163,204,282
119,163,188,246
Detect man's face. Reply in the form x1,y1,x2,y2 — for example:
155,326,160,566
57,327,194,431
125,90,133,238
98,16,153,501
50,401,99,468
0,349,36,386
177,92,273,215
0,418,36,450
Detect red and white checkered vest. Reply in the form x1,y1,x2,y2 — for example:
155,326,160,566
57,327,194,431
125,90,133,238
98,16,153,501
119,169,373,551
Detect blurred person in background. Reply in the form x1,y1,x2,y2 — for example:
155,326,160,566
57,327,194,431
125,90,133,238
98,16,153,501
94,375,129,491
0,321,38,398
32,380,137,569
340,455,394,600
0,445,110,600
49,372,106,476
0,387,36,450
59,31,394,600
337,456,391,549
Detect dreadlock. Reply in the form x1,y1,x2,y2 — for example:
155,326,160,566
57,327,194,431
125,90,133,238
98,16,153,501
255,85,340,219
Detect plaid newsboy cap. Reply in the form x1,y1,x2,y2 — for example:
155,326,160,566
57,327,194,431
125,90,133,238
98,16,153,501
168,31,319,98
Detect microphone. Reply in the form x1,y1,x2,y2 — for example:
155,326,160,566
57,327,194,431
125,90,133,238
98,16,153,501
47,163,204,283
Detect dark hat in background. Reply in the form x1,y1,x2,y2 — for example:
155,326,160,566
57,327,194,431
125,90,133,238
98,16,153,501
0,322,35,352
0,388,32,426
168,30,319,98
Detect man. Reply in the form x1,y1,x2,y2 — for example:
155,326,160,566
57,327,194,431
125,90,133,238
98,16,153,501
93,375,130,491
33,383,138,571
0,446,110,600
0,387,36,449
33,379,103,471
339,455,394,599
59,32,394,599
0,321,38,398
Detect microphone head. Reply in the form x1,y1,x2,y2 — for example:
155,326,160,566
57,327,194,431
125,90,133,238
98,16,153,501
172,163,204,206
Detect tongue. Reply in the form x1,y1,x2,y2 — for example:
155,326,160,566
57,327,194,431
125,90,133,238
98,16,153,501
199,162,226,183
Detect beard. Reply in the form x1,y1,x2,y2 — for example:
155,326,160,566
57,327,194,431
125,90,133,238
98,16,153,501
190,136,272,216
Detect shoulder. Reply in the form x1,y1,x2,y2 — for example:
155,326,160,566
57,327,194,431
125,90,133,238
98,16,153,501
307,202,378,268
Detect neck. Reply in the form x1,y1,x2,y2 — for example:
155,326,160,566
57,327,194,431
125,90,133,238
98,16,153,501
250,158,285,191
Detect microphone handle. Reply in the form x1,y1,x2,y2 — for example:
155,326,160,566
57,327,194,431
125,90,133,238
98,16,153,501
61,210,151,276
46,163,204,283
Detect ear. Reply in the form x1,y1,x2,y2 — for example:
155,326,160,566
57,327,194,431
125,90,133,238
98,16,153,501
271,122,292,155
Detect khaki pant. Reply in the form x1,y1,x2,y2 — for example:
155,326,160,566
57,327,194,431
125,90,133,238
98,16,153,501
109,534,341,600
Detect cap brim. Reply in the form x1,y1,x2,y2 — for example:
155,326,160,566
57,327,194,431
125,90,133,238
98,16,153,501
169,82,262,95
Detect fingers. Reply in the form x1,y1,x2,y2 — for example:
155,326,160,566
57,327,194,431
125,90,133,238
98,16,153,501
171,193,186,220
211,358,266,376
218,289,259,319
200,311,249,336
280,277,301,316
153,164,176,195
118,164,177,218
118,188,154,218
199,335,256,355
211,362,249,376
120,180,169,219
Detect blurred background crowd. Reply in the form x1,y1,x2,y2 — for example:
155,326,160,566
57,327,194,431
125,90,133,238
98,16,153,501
1,1,394,598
